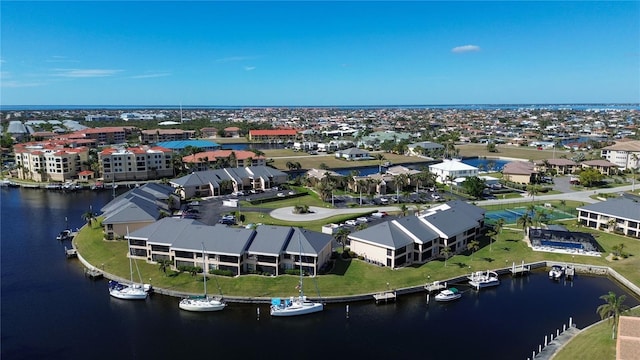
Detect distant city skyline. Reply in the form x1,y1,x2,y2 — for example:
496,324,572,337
1,1,639,106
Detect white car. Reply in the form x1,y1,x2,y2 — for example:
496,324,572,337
277,192,285,197
345,219,358,226
356,217,369,223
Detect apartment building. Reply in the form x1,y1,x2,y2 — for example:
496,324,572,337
14,142,89,182
140,129,196,144
600,140,640,171
99,145,173,182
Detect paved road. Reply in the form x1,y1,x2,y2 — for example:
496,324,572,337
270,185,638,222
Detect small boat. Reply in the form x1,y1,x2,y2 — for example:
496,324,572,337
270,230,323,317
548,265,564,280
468,270,500,289
56,229,73,241
435,288,461,302
179,243,226,312
109,229,149,300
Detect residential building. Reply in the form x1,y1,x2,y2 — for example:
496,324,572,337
347,201,485,268
182,150,266,171
580,159,619,176
534,158,578,175
14,141,89,182
428,159,478,183
126,218,332,276
502,161,538,184
223,127,242,138
170,166,288,199
577,197,640,238
140,129,196,143
335,147,371,161
69,127,132,145
99,145,173,182
100,183,179,239
248,129,298,142
84,114,117,122
600,140,640,170
200,127,219,138
407,141,444,157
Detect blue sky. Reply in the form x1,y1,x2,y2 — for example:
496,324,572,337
1,1,639,106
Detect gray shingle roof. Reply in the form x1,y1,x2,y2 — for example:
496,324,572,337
172,224,255,256
392,216,439,243
171,166,286,187
349,221,415,249
102,196,160,224
577,197,640,221
248,225,293,255
129,217,204,245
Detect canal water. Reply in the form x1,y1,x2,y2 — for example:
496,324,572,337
1,187,638,360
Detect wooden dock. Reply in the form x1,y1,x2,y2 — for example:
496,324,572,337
373,291,396,304
85,268,103,279
425,281,447,293
565,266,575,280
64,246,77,258
511,261,530,276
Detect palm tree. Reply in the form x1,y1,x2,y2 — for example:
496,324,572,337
374,153,386,173
81,209,94,227
334,227,351,252
596,291,630,339
440,246,452,267
399,203,408,217
526,184,540,203
157,259,173,276
517,213,533,234
467,239,480,260
486,229,497,252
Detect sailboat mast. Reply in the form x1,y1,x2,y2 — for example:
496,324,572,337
298,230,303,297
202,243,207,296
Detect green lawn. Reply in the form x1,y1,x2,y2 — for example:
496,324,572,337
554,307,640,360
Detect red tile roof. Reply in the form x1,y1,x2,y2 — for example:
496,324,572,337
249,129,297,136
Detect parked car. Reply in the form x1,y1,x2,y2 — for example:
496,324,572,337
232,191,245,196
356,217,369,223
371,211,388,218
277,192,286,197
345,219,358,226
218,218,235,225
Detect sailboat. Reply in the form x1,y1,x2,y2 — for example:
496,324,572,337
270,230,323,317
179,243,226,312
109,229,149,300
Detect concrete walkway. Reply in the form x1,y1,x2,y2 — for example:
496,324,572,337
533,326,580,360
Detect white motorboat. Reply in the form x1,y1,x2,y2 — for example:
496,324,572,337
468,270,500,289
179,243,227,312
435,288,461,302
270,230,323,317
548,265,564,280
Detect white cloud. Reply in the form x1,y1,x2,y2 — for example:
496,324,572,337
130,72,171,79
52,69,123,78
451,45,481,53
244,66,256,71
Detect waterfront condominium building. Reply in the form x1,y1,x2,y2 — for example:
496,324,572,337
600,140,640,171
99,145,173,182
68,127,134,146
14,141,90,182
139,129,196,144
248,129,298,142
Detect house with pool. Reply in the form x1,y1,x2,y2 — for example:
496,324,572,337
347,201,485,268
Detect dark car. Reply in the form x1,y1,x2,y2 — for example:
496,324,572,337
218,218,235,225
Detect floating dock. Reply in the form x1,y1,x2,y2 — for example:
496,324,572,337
373,291,396,304
64,246,77,258
425,281,447,293
85,268,103,279
511,261,531,276
565,266,575,280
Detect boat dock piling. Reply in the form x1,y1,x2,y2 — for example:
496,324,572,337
510,261,530,276
64,246,77,258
